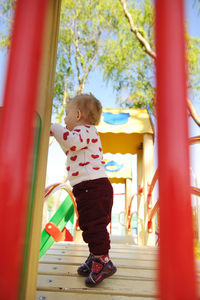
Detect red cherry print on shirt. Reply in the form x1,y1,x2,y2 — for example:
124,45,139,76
82,146,88,150
91,154,99,159
65,150,69,155
87,138,90,144
72,171,79,176
86,130,89,133
74,129,81,132
79,134,83,142
101,161,106,165
85,125,90,128
67,166,70,171
70,146,76,151
92,139,98,143
70,155,77,161
99,147,102,152
79,162,90,167
93,167,100,170
63,131,69,140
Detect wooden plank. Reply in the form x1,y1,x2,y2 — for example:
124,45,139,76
40,254,157,269
38,263,156,280
37,274,157,297
50,246,157,255
50,243,158,252
36,291,155,300
51,241,158,253
46,249,157,261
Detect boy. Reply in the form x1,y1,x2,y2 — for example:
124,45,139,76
50,93,117,287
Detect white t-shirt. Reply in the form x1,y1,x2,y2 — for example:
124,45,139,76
50,123,107,186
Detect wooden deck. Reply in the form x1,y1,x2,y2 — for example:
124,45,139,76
36,236,159,299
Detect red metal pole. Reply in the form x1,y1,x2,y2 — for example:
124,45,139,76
155,1,197,299
0,0,47,299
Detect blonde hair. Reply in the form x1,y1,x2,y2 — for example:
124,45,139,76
70,93,102,125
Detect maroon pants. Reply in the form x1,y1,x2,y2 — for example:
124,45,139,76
73,177,113,255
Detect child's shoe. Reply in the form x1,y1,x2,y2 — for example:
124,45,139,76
85,255,117,287
77,253,93,276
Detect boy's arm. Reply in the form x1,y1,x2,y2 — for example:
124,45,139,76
50,123,88,153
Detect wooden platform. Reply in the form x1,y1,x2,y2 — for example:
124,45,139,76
36,236,200,299
36,237,159,299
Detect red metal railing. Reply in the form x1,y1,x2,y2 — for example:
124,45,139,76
156,3,197,294
147,136,200,233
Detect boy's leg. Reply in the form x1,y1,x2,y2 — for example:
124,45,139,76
85,254,117,287
77,253,94,276
73,178,113,255
73,178,117,285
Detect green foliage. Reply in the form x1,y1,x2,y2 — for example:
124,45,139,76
193,0,200,14
47,195,55,211
186,35,200,98
99,0,155,110
54,0,124,118
0,0,200,117
0,0,15,49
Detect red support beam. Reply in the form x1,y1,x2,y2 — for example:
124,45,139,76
155,1,197,299
0,0,47,299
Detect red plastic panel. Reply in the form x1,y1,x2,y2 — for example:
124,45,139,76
0,0,47,299
155,0,197,299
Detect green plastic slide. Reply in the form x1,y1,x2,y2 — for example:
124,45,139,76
39,195,74,259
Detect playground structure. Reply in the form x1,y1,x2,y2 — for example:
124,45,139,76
96,108,155,245
0,0,199,299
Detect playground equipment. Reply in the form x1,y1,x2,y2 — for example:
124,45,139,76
96,108,155,245
0,0,198,299
40,183,78,259
146,136,200,235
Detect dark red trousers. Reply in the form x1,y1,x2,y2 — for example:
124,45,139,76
73,177,113,255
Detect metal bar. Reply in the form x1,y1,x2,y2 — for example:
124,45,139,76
155,0,197,298
0,0,47,299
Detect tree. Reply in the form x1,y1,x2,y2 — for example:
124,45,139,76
98,0,156,113
114,0,200,123
54,0,106,120
1,0,200,124
54,0,130,121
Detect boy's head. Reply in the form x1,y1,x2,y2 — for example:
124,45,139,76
64,93,102,131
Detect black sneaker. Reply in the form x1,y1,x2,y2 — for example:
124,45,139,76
77,253,93,276
85,257,117,287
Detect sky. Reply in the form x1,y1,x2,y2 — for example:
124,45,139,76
0,0,200,200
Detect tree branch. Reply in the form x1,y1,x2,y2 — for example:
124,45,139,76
187,98,200,126
0,12,12,23
119,0,200,126
120,0,156,59
73,38,82,87
80,30,101,93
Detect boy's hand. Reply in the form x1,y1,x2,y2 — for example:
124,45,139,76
50,123,54,136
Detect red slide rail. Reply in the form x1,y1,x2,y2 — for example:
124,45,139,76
0,1,48,299
44,183,79,230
